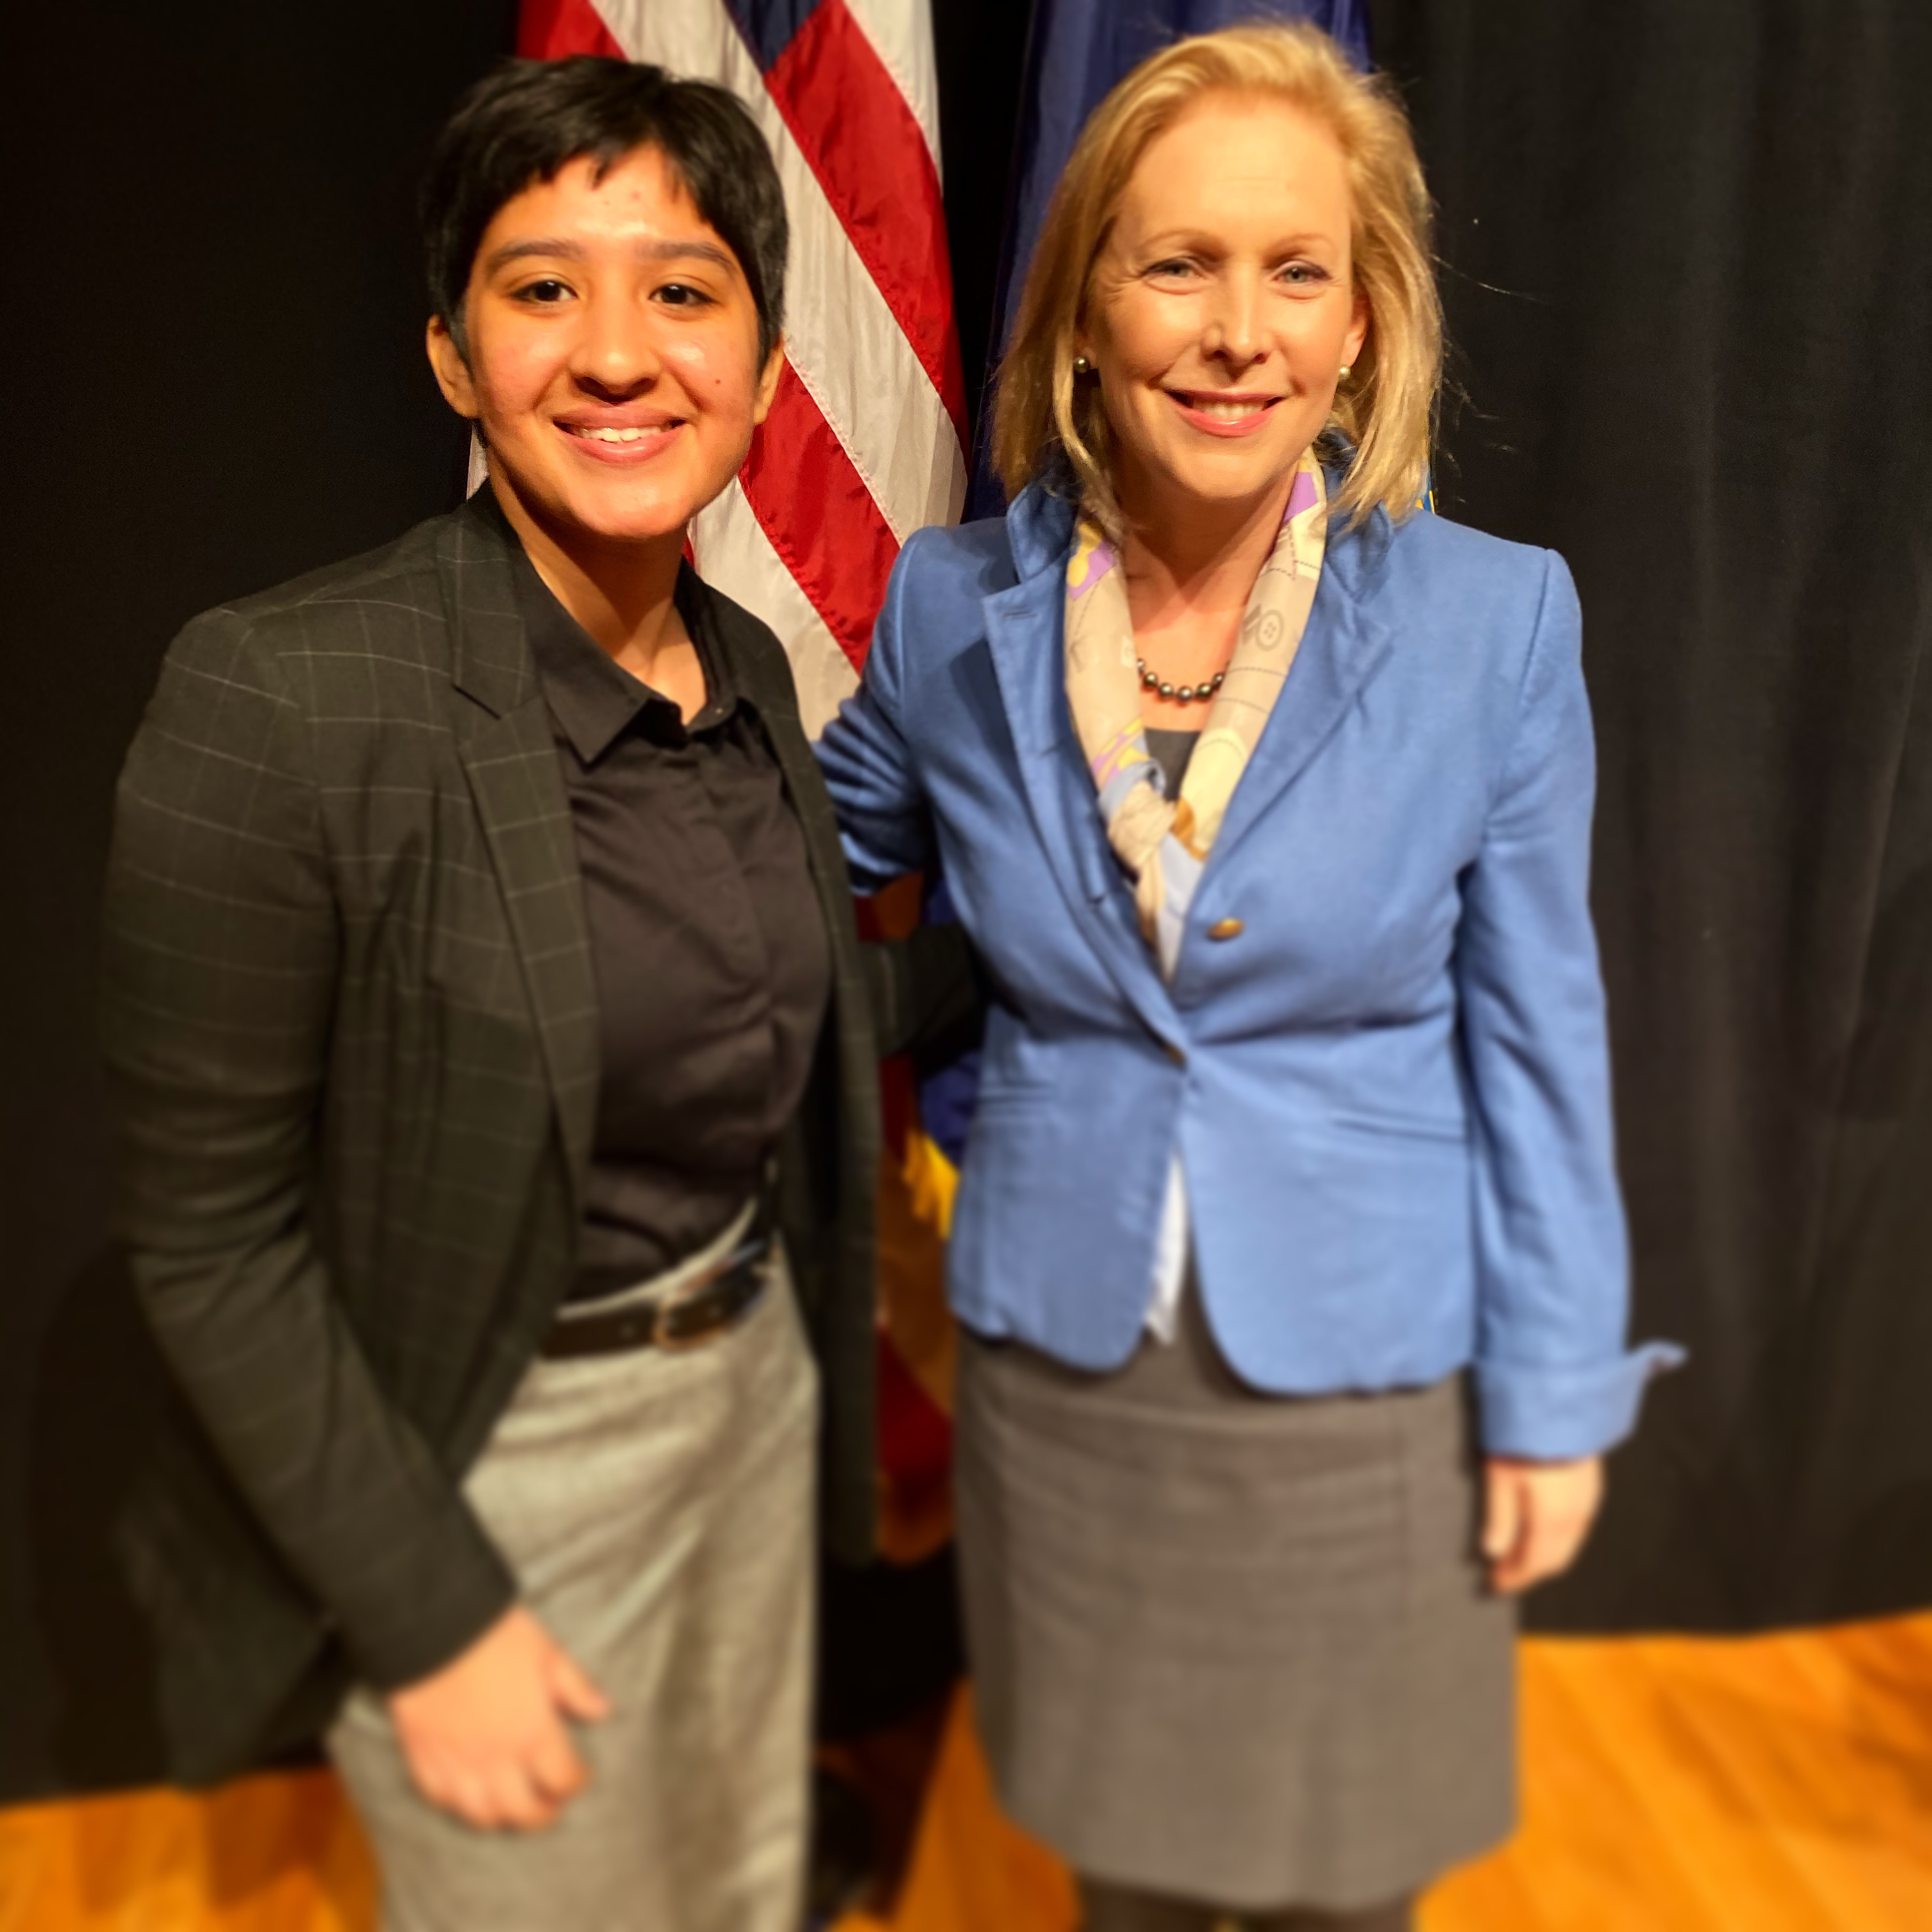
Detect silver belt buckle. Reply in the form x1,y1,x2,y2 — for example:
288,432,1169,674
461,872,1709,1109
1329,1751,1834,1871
650,1238,765,1352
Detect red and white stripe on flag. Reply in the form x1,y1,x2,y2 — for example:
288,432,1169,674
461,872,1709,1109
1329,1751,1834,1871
517,0,967,737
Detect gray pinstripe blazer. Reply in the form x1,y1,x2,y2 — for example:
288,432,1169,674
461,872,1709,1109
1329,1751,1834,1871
102,492,917,1782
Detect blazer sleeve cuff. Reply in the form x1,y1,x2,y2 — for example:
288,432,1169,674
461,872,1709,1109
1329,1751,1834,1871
1474,1340,1686,1460
338,1508,520,1694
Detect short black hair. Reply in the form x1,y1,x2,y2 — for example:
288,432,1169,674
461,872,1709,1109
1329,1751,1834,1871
421,56,787,365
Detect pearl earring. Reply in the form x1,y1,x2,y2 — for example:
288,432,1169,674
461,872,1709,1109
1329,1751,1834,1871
1338,364,1353,378
1073,354,1092,375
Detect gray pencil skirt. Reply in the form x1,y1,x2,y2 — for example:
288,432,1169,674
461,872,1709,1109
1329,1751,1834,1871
954,1283,1517,1915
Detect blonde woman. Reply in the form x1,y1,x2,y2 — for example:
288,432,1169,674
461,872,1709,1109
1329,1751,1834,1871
818,24,1677,1932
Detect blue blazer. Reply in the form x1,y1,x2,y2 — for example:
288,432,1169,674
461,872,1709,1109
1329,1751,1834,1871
817,480,1678,1459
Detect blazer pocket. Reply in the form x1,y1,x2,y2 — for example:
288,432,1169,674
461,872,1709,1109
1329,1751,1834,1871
972,1080,1055,1108
961,1082,1052,1164
1328,1106,1469,1145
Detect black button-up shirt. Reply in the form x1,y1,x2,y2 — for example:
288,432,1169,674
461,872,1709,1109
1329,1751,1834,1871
514,553,832,1301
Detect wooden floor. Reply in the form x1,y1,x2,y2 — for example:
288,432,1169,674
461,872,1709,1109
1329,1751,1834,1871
5,1618,1929,1932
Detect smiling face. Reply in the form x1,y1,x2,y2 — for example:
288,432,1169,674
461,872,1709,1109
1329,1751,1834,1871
1079,91,1368,526
428,143,780,549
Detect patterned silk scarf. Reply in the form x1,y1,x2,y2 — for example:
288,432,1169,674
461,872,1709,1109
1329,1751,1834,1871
1064,450,1330,978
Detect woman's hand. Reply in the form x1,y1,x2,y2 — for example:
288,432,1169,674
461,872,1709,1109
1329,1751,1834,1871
386,1604,611,1831
1481,1455,1605,1594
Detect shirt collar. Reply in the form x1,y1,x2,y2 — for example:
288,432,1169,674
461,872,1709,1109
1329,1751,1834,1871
498,516,741,767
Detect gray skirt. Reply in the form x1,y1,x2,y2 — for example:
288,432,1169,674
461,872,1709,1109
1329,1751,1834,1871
954,1284,1516,1914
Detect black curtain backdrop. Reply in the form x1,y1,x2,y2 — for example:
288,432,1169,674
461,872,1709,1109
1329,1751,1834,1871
4,0,1926,1806
931,0,1034,443
1370,0,1932,1632
0,0,518,1801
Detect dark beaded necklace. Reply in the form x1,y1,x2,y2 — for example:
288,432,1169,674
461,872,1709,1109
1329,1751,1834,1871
1136,659,1227,705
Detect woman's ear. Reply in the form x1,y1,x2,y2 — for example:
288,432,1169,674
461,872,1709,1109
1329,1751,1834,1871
426,316,480,420
751,335,786,427
1343,288,1370,371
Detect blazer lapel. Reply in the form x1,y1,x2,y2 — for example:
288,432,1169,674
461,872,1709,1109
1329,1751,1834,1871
1205,517,1396,877
982,567,1182,1046
440,506,601,1212
705,586,871,1027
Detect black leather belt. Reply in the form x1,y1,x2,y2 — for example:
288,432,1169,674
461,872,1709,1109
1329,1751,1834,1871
540,1232,772,1361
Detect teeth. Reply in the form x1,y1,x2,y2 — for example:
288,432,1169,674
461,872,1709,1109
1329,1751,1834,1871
1192,397,1268,420
578,425,661,442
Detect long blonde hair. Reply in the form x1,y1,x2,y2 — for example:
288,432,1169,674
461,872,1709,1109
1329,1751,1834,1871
992,21,1439,533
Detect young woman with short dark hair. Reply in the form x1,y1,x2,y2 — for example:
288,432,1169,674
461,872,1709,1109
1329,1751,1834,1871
102,56,954,1932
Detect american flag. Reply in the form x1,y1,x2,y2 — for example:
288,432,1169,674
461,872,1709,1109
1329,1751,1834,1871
517,0,967,733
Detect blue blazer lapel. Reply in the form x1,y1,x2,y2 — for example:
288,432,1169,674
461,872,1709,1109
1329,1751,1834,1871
981,565,1182,1048
1208,514,1397,875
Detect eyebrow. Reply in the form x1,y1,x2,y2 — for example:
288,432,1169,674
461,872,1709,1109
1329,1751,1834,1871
482,235,739,275
1137,228,1343,254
